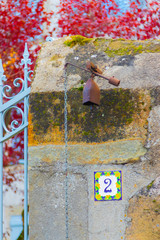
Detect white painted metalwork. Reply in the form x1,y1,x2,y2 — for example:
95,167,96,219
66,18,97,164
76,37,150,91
0,43,31,240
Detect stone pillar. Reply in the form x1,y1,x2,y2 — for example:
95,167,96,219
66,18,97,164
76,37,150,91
29,36,160,240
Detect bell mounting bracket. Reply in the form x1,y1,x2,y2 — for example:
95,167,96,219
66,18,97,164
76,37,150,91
64,61,120,86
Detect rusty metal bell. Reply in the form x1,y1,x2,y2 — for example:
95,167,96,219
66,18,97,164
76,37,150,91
83,78,100,106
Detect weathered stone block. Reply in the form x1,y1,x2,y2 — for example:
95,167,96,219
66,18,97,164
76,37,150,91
29,165,88,240
29,36,160,240
126,176,160,240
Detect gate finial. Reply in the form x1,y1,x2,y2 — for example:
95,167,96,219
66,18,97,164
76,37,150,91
24,43,29,59
21,43,32,67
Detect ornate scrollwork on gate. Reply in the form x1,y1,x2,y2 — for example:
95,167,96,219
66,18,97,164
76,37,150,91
2,106,24,133
0,43,32,240
2,77,24,99
0,43,32,142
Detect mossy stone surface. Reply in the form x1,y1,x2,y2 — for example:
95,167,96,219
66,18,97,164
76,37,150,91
29,88,150,144
64,35,92,47
93,38,160,57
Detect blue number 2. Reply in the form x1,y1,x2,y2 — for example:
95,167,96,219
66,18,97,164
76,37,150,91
104,178,112,193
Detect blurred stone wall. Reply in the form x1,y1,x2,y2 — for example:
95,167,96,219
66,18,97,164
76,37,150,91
29,36,160,240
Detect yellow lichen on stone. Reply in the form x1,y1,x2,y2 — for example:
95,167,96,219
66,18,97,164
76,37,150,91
106,40,144,57
111,89,150,144
53,98,61,105
49,54,63,67
50,54,62,61
35,126,64,145
93,38,160,57
41,156,52,163
28,111,38,146
28,110,64,145
126,195,160,240
64,35,92,47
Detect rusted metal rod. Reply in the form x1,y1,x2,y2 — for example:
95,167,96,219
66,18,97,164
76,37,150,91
65,62,93,74
64,62,120,86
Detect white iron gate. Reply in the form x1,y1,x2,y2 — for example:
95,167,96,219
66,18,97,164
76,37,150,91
0,43,31,240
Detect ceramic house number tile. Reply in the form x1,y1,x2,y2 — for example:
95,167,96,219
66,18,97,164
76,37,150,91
94,171,122,201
